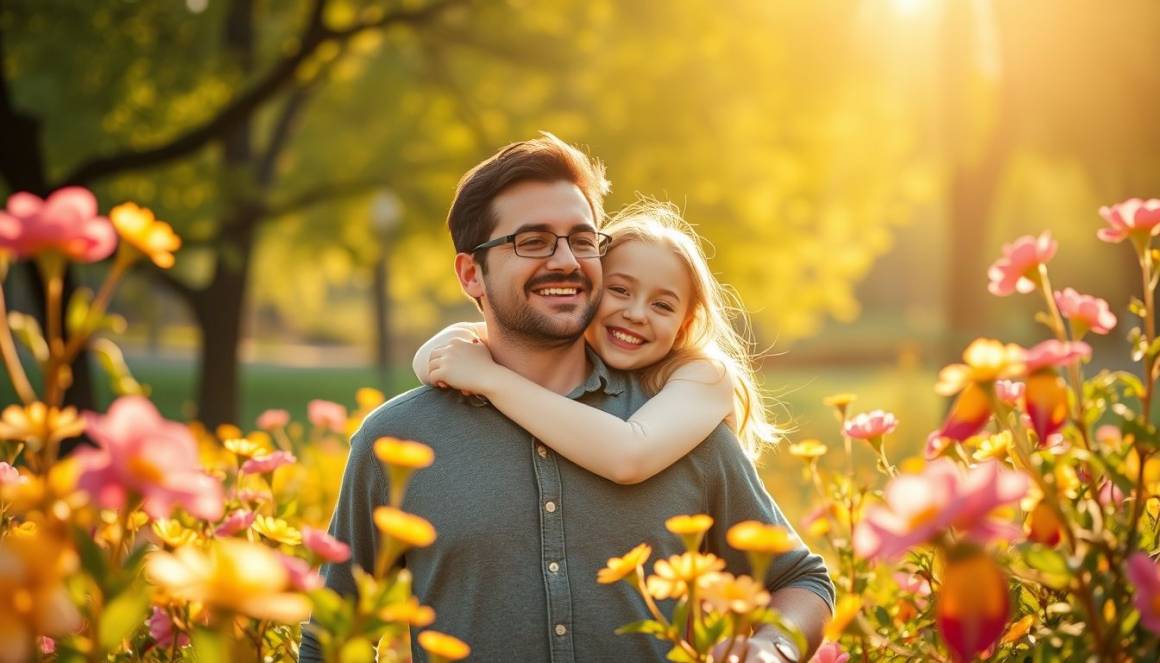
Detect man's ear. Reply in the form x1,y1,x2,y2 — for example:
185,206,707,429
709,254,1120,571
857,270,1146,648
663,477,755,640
454,253,485,299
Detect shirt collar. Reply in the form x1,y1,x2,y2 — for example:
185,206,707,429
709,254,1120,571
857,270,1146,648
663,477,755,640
568,345,626,398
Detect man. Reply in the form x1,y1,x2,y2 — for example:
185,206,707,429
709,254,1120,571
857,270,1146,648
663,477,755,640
299,135,834,662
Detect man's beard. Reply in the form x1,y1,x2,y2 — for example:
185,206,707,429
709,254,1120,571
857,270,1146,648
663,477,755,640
483,272,601,348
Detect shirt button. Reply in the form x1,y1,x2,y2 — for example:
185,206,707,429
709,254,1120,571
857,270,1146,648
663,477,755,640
548,561,560,573
555,624,567,636
545,501,557,513
537,445,548,458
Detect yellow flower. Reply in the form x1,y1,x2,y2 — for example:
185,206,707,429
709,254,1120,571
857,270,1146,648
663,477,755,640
789,439,828,461
0,402,85,453
252,516,302,546
726,521,798,554
153,519,199,548
822,393,857,418
223,437,269,459
110,202,182,269
373,507,436,548
665,514,713,536
379,596,436,627
356,387,386,410
824,595,862,641
647,553,725,600
0,531,82,662
597,543,652,584
373,438,435,469
698,572,771,614
146,539,311,623
1000,614,1034,645
936,339,1025,396
417,630,470,662
380,598,435,627
972,431,1012,462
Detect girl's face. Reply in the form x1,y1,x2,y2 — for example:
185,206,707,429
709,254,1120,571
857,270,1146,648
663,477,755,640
586,239,694,370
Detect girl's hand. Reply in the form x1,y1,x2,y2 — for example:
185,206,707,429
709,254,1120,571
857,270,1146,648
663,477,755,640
427,337,500,395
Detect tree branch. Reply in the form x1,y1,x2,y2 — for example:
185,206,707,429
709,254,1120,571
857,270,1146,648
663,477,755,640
57,0,470,188
257,85,315,189
262,177,391,217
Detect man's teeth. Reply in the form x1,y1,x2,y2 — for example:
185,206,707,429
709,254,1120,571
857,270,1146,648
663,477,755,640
535,288,578,296
610,329,644,345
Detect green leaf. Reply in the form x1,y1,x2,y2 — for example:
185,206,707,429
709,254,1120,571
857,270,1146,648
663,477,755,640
98,586,150,652
693,612,728,651
615,619,668,637
1023,546,1070,590
192,627,229,663
1115,371,1146,398
65,287,93,337
308,588,353,634
72,524,109,592
666,645,699,662
339,637,376,663
8,310,49,362
1129,297,1147,318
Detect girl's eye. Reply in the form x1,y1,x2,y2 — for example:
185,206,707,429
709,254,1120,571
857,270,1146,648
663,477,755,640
608,286,629,296
653,301,676,313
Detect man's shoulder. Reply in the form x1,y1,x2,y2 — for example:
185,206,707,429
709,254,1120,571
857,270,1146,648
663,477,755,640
352,386,465,443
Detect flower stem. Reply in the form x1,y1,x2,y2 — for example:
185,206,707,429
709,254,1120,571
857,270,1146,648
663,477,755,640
1128,248,1156,557
61,253,130,363
0,269,36,404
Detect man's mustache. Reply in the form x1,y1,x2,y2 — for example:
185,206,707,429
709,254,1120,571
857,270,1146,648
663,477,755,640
525,273,593,293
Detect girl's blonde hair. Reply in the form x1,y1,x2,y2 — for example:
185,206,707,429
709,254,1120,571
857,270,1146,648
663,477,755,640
601,201,780,460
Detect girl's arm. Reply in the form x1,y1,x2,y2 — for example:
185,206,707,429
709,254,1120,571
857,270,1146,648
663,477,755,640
428,338,733,484
412,322,487,385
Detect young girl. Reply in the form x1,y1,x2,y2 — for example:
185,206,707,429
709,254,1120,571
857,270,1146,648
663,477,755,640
414,202,777,484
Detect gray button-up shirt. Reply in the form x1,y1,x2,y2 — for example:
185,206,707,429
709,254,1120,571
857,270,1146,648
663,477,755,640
299,351,833,662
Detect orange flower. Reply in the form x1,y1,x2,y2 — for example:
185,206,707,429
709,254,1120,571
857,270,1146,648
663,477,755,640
373,507,436,548
936,548,1009,663
1000,615,1034,645
1024,501,1063,547
698,572,771,614
110,202,181,268
373,438,434,469
726,521,797,554
417,630,470,662
379,596,435,627
597,543,652,585
0,531,82,662
824,595,862,641
789,439,828,461
936,339,1025,396
665,514,713,536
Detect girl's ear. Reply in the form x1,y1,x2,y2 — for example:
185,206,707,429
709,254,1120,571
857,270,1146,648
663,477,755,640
454,253,485,299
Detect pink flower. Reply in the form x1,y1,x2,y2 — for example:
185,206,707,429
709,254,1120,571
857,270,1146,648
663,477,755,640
1054,288,1116,336
240,450,296,474
279,553,323,592
853,460,1028,561
0,187,116,262
995,379,1024,405
894,571,933,603
148,607,190,649
0,461,25,486
1023,339,1091,374
1098,198,1160,245
843,410,898,440
214,509,256,537
987,232,1057,296
256,408,290,431
38,636,55,655
76,396,224,521
812,641,849,663
302,527,351,563
307,399,347,432
925,432,954,460
1097,480,1125,508
1126,552,1160,634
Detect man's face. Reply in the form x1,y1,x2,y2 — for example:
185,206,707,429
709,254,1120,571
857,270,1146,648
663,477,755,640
476,180,603,346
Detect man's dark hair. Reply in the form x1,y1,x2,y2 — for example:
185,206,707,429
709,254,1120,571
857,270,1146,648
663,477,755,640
446,133,609,271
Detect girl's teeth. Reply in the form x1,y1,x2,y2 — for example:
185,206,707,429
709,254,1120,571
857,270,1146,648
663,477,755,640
611,330,643,345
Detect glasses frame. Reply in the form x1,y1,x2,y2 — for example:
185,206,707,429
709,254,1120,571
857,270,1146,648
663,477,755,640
471,230,612,259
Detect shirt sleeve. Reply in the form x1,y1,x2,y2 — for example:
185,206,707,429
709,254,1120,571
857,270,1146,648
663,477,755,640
298,419,390,661
697,425,836,612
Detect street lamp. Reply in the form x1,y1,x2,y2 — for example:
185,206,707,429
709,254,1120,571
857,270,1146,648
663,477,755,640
371,190,403,388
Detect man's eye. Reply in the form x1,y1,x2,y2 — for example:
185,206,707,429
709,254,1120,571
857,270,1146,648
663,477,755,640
518,237,549,249
571,237,597,251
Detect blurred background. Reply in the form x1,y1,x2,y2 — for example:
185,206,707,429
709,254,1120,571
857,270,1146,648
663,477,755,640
3,0,1160,517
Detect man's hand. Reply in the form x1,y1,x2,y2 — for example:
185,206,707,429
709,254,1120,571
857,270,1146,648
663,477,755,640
709,635,784,663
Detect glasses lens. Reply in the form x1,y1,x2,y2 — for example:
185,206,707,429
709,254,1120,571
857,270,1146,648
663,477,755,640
513,231,555,257
568,232,601,258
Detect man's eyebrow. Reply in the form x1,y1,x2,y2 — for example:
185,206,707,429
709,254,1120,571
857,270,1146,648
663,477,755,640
606,272,682,301
512,222,597,234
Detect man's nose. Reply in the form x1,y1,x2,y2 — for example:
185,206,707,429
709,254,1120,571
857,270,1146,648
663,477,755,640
545,236,581,271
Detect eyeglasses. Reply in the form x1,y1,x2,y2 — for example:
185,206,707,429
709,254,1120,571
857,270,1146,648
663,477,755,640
472,230,612,259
